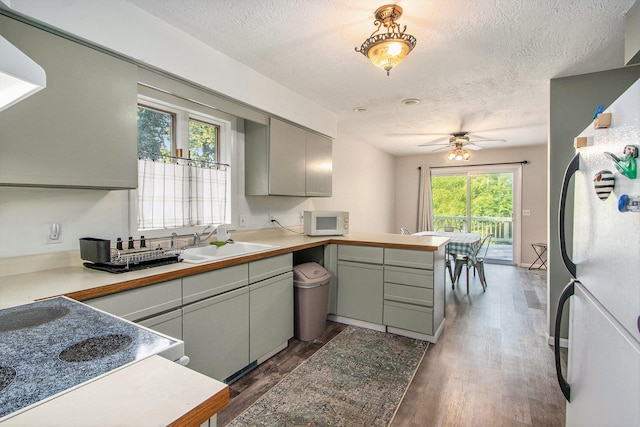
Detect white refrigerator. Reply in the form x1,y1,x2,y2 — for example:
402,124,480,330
556,78,640,426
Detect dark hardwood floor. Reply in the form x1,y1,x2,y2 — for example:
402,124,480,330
218,264,567,427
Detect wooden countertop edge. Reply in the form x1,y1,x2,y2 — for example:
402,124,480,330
168,386,229,427
63,238,445,302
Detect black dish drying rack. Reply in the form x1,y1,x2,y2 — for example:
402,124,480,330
79,237,186,273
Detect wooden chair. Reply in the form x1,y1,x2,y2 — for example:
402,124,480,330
453,233,493,294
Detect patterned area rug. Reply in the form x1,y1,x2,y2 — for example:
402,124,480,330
227,326,428,427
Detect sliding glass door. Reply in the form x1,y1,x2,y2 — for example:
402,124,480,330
431,166,519,264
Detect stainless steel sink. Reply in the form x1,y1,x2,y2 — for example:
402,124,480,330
180,242,278,264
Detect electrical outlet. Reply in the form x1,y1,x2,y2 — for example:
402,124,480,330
239,216,247,227
523,209,531,216
299,211,304,224
270,214,276,222
45,222,62,244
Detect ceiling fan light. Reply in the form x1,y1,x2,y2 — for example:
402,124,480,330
447,150,457,161
462,150,471,161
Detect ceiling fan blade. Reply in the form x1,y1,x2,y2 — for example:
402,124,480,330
466,138,506,144
431,145,455,152
465,144,484,151
418,137,451,146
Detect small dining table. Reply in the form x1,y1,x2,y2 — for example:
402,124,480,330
413,231,482,289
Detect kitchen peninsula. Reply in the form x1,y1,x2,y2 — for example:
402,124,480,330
0,231,448,424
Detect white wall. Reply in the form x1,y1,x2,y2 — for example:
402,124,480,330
394,144,547,265
0,128,395,258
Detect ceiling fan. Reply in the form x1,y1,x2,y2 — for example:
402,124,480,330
418,132,506,161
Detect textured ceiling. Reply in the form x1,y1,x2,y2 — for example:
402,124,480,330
126,0,635,156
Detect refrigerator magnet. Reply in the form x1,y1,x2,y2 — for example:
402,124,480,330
593,170,615,200
604,145,638,179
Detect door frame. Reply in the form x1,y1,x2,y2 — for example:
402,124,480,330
431,164,522,265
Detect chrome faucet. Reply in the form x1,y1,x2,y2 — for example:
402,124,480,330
171,232,178,249
193,225,217,246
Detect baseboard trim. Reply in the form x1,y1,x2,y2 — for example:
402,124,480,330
548,335,569,348
327,314,386,332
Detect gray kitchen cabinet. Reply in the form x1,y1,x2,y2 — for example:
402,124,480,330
182,264,249,305
85,279,182,322
305,132,332,196
0,15,137,189
336,246,384,324
383,248,445,339
248,254,293,362
137,308,183,340
248,253,292,283
182,287,250,382
245,117,332,196
324,244,338,314
249,272,294,361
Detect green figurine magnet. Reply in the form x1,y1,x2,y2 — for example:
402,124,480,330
604,145,639,179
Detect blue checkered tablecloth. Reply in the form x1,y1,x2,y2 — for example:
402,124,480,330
413,231,482,265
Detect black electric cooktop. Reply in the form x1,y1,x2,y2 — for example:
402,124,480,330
0,297,179,421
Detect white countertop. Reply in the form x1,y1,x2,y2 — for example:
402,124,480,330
1,355,228,426
0,230,448,308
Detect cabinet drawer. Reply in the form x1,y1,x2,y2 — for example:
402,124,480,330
183,264,249,304
384,265,433,289
384,300,433,335
384,248,434,269
338,245,383,264
249,253,292,283
384,283,433,307
86,279,181,322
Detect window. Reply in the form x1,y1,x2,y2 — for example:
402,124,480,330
135,96,230,231
430,165,520,264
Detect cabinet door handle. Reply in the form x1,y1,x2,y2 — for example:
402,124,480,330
554,280,576,402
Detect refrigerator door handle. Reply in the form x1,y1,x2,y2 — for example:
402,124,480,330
559,154,579,278
555,279,577,402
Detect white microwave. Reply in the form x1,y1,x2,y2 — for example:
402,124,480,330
304,211,349,236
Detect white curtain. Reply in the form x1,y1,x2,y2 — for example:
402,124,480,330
137,159,229,229
417,166,433,232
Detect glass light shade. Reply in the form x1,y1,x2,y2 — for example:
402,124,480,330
447,148,471,161
0,36,46,112
367,38,411,73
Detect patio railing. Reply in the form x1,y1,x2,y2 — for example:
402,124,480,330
433,215,513,244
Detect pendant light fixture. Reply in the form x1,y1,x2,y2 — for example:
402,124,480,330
0,35,46,112
446,143,471,161
355,4,417,76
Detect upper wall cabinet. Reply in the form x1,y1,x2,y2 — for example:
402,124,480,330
245,118,332,197
0,16,138,189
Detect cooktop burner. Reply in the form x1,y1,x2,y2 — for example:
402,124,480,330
59,334,133,362
0,306,70,332
0,366,16,393
0,297,179,421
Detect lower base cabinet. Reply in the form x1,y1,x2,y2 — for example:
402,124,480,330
249,272,293,361
336,260,383,324
182,287,250,381
137,308,183,340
